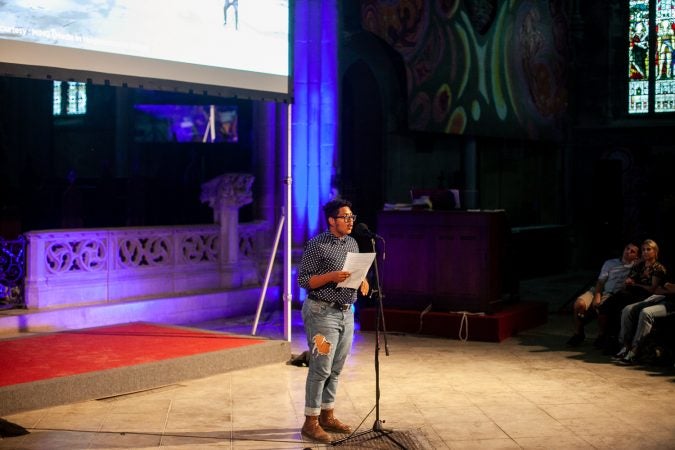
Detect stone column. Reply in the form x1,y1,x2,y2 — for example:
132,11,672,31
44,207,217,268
200,173,255,287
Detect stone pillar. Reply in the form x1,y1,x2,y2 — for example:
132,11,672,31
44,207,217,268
463,136,478,209
200,173,255,287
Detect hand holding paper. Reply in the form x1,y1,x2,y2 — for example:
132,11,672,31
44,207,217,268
336,252,376,289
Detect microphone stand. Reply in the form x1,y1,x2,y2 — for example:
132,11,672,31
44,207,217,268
332,237,404,448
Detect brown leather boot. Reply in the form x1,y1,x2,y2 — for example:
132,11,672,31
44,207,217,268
319,409,352,433
301,415,331,443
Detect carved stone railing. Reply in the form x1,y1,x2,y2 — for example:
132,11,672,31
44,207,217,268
24,222,270,310
0,236,26,308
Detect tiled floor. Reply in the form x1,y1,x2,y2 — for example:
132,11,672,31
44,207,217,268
2,274,675,449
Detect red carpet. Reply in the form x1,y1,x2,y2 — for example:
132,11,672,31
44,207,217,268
0,323,265,387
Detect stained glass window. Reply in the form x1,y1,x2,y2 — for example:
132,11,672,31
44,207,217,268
654,0,675,112
66,82,87,115
629,0,675,114
629,0,650,114
52,81,63,116
52,81,87,116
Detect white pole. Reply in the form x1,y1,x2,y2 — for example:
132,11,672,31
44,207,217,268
209,105,216,143
284,104,293,342
251,214,285,335
201,105,216,143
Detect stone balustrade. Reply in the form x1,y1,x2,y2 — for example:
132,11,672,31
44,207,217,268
25,221,270,310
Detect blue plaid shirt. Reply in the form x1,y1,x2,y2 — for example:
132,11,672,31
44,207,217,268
298,230,359,305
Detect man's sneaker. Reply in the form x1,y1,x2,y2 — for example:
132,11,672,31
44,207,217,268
566,333,585,347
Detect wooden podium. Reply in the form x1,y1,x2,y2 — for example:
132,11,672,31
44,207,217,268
377,210,509,313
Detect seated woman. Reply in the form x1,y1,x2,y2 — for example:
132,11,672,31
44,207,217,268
597,239,667,354
615,282,675,364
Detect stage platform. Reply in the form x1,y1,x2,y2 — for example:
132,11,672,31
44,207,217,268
0,286,278,337
0,322,291,416
359,301,548,342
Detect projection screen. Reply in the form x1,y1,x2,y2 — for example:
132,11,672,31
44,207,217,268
0,0,291,101
0,0,294,340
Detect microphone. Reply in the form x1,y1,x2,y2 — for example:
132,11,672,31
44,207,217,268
354,222,384,241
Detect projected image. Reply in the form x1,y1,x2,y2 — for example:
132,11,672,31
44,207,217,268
362,0,568,140
133,105,238,143
0,0,289,94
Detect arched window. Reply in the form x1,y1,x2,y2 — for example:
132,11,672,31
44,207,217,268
628,0,675,114
52,81,87,116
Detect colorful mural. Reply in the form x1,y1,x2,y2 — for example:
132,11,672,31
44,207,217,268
361,0,569,140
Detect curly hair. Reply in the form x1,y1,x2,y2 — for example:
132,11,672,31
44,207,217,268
322,199,352,226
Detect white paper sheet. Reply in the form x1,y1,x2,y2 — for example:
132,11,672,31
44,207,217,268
336,252,376,289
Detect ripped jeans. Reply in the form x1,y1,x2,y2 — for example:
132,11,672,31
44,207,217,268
302,298,354,416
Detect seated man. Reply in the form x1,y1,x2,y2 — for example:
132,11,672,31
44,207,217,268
567,242,640,346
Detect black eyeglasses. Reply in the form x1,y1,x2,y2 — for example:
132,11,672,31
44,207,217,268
334,215,357,222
